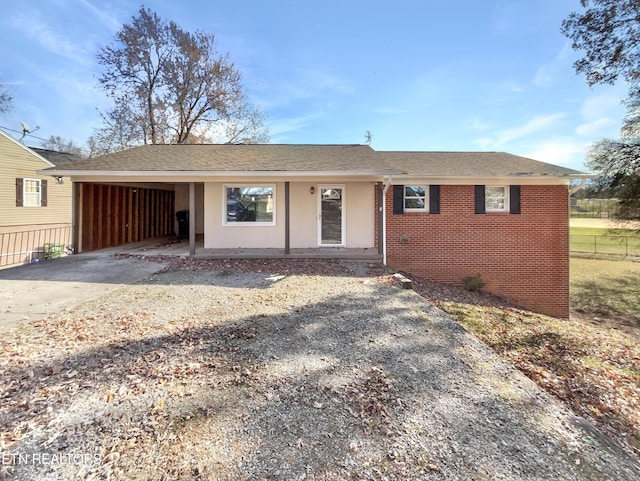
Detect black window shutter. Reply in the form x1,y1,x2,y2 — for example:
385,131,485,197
429,185,440,214
41,179,48,207
474,185,485,214
510,185,520,214
16,178,23,207
393,185,404,214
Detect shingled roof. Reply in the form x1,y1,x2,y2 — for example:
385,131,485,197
31,147,84,166
380,151,586,178
41,143,588,178
42,144,391,173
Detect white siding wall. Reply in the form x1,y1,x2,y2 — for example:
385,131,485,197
203,181,375,249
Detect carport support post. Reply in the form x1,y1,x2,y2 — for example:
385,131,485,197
285,181,290,254
189,182,196,256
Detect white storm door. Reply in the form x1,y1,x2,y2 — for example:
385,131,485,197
318,185,345,246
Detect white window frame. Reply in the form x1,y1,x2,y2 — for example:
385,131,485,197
223,184,276,226
404,185,428,212
23,178,42,207
485,185,509,212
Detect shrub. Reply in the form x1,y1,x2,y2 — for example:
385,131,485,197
463,274,485,291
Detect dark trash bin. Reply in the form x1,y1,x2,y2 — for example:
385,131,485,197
176,210,189,239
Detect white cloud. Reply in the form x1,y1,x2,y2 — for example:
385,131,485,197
268,112,325,138
576,118,617,137
78,0,123,33
533,66,554,88
580,91,624,120
495,113,566,146
524,139,590,169
259,68,353,110
490,2,519,34
501,79,524,93
533,42,573,88
9,13,92,65
575,89,625,139
470,118,491,130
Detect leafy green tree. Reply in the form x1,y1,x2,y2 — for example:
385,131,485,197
561,0,640,87
92,6,268,153
562,1,640,220
586,137,640,220
586,84,640,221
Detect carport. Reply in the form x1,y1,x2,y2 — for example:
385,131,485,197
74,182,178,252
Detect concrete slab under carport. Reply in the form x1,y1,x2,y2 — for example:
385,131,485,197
0,252,167,332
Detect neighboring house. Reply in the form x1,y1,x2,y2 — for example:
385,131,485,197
40,144,588,318
0,129,74,268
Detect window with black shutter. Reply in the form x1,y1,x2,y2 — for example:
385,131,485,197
509,185,521,214
429,185,440,214
393,185,404,214
474,185,486,214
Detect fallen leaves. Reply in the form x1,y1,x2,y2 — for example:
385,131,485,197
2,259,639,480
436,299,640,455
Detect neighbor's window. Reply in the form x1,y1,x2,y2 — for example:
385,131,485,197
404,186,427,211
225,185,275,224
23,178,42,207
485,186,508,212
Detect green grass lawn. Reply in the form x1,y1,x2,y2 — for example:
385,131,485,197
570,257,640,326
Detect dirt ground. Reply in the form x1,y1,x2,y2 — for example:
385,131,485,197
1,257,638,480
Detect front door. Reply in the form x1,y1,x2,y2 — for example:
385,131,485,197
318,185,345,246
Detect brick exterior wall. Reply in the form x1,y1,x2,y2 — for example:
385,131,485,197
381,184,570,318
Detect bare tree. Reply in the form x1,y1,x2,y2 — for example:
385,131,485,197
40,135,84,156
0,79,12,116
93,6,269,153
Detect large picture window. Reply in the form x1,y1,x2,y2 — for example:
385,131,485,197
224,185,275,224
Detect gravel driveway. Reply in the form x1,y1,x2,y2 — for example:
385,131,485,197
1,257,638,480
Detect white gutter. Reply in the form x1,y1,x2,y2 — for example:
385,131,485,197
37,169,401,178
381,175,394,265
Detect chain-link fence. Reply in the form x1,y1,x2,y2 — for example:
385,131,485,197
570,234,640,257
570,198,620,218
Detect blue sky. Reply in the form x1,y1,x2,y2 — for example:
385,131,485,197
0,0,630,170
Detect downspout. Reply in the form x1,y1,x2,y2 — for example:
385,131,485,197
381,176,393,265
569,177,588,195
569,178,589,216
